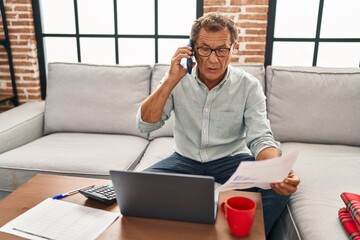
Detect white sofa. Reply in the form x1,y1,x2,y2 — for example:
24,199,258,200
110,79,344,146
0,62,359,239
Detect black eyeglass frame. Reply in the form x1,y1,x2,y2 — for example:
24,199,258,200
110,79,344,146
195,44,233,57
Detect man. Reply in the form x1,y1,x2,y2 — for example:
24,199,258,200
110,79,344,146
136,12,300,235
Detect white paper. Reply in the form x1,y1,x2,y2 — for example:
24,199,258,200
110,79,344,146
217,151,299,192
0,198,119,240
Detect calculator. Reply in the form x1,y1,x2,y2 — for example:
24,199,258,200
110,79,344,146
79,185,117,205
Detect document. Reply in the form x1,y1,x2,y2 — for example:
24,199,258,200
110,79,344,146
0,198,119,240
217,151,299,192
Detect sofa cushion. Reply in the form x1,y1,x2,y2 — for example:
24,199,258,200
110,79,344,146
44,63,151,138
0,133,149,193
266,66,360,146
148,63,266,139
0,101,45,154
148,64,175,140
134,137,175,171
279,142,360,240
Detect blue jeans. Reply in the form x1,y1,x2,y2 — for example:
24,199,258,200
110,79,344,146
144,152,289,236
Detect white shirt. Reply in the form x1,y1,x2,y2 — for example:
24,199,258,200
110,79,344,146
137,65,280,162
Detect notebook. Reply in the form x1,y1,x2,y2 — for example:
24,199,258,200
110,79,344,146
109,170,218,224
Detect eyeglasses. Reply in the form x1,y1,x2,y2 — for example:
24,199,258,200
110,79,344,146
196,45,232,57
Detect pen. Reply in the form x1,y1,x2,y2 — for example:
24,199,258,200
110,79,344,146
52,184,95,199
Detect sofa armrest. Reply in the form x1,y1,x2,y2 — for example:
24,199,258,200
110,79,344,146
0,101,45,154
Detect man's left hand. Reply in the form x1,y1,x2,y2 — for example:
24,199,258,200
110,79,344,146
270,171,300,196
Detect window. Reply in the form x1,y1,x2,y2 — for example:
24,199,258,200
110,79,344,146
265,0,360,67
32,0,203,98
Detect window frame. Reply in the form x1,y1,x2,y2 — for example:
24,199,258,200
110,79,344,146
265,0,360,67
32,0,203,99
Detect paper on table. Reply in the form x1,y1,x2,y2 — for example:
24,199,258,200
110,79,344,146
217,151,299,192
0,198,119,240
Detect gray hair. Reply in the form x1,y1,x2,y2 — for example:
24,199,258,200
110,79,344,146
190,12,238,43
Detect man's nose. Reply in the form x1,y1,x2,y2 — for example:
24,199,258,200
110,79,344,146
208,51,219,63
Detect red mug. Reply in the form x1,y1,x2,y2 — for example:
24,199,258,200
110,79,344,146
221,196,256,237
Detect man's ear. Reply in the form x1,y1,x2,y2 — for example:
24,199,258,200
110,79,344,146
191,61,197,69
233,41,239,50
193,52,198,63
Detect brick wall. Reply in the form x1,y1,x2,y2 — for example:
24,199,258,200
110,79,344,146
0,0,269,111
204,0,268,63
0,0,40,111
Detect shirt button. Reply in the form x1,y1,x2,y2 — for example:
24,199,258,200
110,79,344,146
203,129,207,134
204,107,208,112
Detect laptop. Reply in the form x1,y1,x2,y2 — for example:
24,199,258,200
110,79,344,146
109,170,218,224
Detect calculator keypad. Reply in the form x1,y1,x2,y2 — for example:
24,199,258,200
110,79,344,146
89,185,116,199
79,185,116,205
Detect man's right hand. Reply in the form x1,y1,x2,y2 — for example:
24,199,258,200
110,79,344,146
140,44,193,124
166,45,194,86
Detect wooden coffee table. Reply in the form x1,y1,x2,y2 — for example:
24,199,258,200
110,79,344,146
0,174,265,239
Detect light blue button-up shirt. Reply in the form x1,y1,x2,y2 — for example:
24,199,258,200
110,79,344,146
137,65,280,162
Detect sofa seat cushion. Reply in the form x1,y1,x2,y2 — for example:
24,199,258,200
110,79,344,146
0,133,149,193
134,137,175,171
279,142,360,240
266,66,360,146
44,63,152,138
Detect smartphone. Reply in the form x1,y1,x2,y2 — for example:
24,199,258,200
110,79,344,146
186,39,194,74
